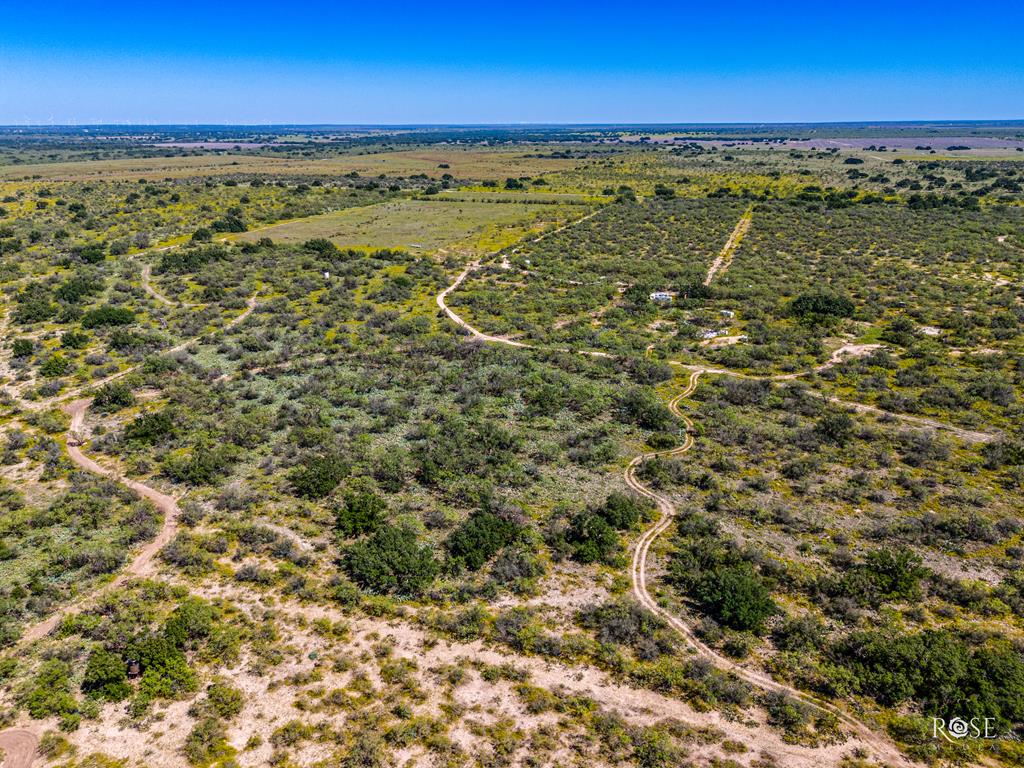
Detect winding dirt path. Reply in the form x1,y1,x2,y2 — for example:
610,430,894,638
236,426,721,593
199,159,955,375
432,221,980,764
437,262,995,444
0,729,38,768
140,263,178,307
703,205,753,286
626,371,914,767
23,295,257,413
436,208,603,345
19,398,181,644
13,294,258,644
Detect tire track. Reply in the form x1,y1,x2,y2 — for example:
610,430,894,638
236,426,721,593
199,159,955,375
0,729,38,768
703,205,753,286
626,371,915,767
435,217,945,764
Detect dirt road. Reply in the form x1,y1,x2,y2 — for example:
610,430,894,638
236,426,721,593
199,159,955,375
19,398,182,644
626,372,915,767
703,206,752,286
0,730,38,768
435,221,949,763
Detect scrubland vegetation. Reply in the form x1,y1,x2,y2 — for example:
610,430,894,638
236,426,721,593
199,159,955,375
0,124,1022,767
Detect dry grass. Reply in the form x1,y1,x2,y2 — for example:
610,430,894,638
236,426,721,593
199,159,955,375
0,149,578,182
232,198,577,254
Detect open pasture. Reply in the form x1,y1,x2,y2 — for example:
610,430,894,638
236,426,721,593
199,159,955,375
232,197,580,253
0,148,579,182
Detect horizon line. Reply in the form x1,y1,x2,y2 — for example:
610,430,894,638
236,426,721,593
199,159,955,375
3,119,1024,130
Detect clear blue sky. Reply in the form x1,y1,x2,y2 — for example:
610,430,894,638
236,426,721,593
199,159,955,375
2,0,1022,124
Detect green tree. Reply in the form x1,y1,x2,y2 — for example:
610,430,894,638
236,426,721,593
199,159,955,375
343,525,439,596
336,490,387,537
289,451,349,499
445,510,521,571
81,649,130,702
567,510,621,565
696,564,775,633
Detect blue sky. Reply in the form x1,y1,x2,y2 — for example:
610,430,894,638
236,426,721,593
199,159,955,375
2,0,1022,124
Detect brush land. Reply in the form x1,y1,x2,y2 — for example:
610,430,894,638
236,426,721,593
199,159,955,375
1,122,1023,768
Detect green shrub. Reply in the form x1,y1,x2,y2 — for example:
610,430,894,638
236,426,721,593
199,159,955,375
56,273,103,303
833,630,1024,728
92,381,135,412
597,492,649,530
81,305,135,328
163,444,237,486
695,563,775,633
21,660,78,722
336,490,387,537
81,649,130,702
72,243,106,264
163,598,218,648
578,600,673,659
289,451,349,499
617,387,675,431
14,284,57,323
814,410,856,446
125,409,175,442
132,634,198,706
39,354,73,377
203,681,244,719
160,245,224,272
789,291,854,323
343,525,439,596
12,338,34,358
566,510,620,565
60,330,90,349
183,716,233,766
445,510,521,571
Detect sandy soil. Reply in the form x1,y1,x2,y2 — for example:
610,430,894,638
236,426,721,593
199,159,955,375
19,397,181,643
625,371,916,766
703,208,753,286
0,730,38,768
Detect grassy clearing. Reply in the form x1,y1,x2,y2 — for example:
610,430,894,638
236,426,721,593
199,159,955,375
232,198,581,254
0,148,578,182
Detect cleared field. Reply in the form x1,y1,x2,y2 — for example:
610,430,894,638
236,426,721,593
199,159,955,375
233,197,580,253
0,148,578,181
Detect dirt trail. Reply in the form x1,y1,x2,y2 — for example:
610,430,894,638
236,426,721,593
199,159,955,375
436,208,602,346
0,729,38,768
434,217,962,763
626,371,915,767
32,385,862,768
440,285,921,761
667,350,994,445
140,263,178,307
23,295,257,413
703,206,753,286
18,398,182,645
13,294,258,643
438,260,995,444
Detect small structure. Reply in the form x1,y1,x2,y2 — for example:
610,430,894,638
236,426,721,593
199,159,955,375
720,309,735,318
323,271,330,280
649,291,674,304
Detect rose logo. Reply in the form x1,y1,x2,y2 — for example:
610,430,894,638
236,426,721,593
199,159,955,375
947,718,970,738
